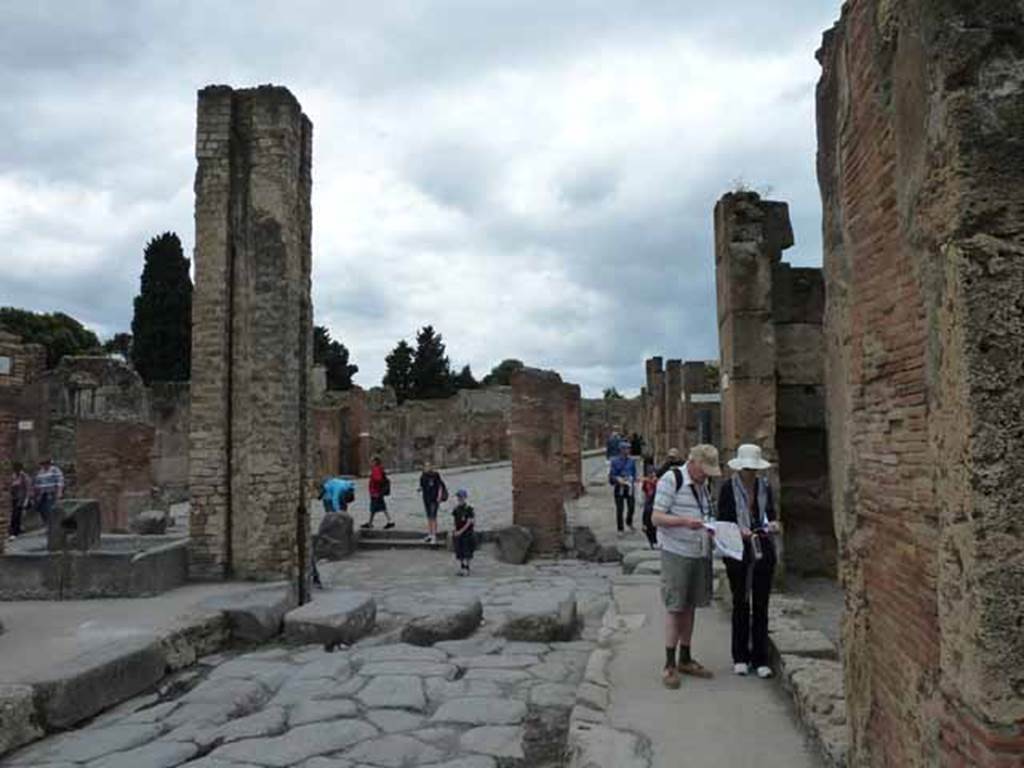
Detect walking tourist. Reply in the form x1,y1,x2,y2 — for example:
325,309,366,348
8,462,31,539
657,447,684,477
451,489,476,575
630,432,645,458
32,456,64,527
716,443,780,679
609,439,637,532
418,461,447,544
641,465,659,548
605,431,621,463
652,443,721,689
362,456,395,530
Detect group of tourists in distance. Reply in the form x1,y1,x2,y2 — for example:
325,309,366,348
317,457,475,579
606,430,781,689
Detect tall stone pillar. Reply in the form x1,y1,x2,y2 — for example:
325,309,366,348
189,85,313,596
714,192,791,467
664,359,683,453
561,383,583,500
510,368,565,554
644,357,666,460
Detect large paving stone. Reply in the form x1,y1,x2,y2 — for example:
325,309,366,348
366,709,426,733
428,759,498,768
566,723,649,768
633,559,661,575
494,525,533,564
431,697,527,726
24,635,167,730
460,725,525,760
201,583,298,643
208,720,378,766
343,733,443,767
84,739,197,768
284,590,376,647
315,512,356,561
288,698,359,726
529,682,578,708
359,661,457,678
771,629,837,659
4,722,164,765
0,684,43,756
399,597,483,646
353,643,447,664
493,590,579,642
357,675,426,711
620,549,659,574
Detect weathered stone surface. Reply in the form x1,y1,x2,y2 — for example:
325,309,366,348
284,590,376,647
84,740,197,768
314,512,355,561
5,722,165,765
47,499,102,553
399,597,483,647
0,684,43,756
426,757,497,768
343,733,443,767
130,510,168,535
493,590,579,642
202,582,298,643
572,526,601,561
633,559,661,576
356,675,426,712
529,683,577,709
365,709,425,733
454,655,540,669
288,698,359,726
431,698,527,726
26,636,166,730
359,661,457,678
208,720,378,767
770,629,836,660
494,525,533,565
779,655,847,768
567,723,649,768
621,549,659,575
353,643,447,664
460,726,525,760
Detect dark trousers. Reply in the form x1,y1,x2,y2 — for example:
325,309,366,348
725,539,776,667
613,491,635,531
36,493,55,526
641,496,656,547
10,502,23,536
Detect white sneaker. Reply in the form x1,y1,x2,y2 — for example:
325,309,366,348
422,535,432,542
733,662,750,676
756,666,773,679
428,535,437,544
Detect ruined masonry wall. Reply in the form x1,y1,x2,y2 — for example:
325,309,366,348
190,85,313,586
562,383,583,499
818,1,1024,764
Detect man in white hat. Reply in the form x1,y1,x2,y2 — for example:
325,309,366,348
651,443,721,689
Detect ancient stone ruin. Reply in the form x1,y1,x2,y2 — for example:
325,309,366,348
714,191,834,576
819,0,1024,763
189,85,314,592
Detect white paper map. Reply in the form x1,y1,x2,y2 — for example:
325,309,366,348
705,521,744,561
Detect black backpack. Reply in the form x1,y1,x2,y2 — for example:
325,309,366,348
381,473,391,497
344,486,356,504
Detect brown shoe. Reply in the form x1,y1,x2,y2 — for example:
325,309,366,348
678,660,714,679
662,666,681,689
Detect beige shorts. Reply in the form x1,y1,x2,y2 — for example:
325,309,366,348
661,550,712,611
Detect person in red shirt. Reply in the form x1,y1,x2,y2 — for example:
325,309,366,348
361,456,395,530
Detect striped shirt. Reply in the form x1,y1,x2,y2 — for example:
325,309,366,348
33,465,64,497
653,463,711,558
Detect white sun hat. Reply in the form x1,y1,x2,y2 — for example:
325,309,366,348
727,443,772,471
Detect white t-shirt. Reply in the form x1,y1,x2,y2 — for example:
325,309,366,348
653,463,711,558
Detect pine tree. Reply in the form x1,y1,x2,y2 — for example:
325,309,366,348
130,232,192,383
383,340,415,404
314,325,358,390
453,364,479,390
410,325,454,399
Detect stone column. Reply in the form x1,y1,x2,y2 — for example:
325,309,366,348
664,359,683,454
189,85,313,596
510,368,565,554
561,383,583,500
644,357,666,460
714,192,791,468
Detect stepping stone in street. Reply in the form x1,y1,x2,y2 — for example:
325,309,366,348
492,589,579,642
621,548,660,574
400,597,484,646
283,590,376,648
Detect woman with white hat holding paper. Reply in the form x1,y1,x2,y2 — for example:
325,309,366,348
716,443,781,679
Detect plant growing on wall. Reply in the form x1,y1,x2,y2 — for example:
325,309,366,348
131,232,192,383
0,307,101,367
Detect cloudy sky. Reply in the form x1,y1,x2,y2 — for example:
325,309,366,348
0,1,842,396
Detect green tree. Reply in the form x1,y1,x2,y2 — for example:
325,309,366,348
0,307,101,368
314,325,358,390
130,232,192,383
102,333,133,358
482,358,525,386
383,340,415,404
603,387,625,400
452,364,479,390
410,325,454,399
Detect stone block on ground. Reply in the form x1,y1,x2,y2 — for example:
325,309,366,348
634,559,661,575
779,654,848,767
621,548,659,574
770,629,836,659
0,684,43,756
399,596,483,646
567,722,650,768
47,499,101,552
493,589,579,642
314,512,356,561
201,583,297,643
130,510,168,535
284,590,376,647
25,635,167,729
597,544,622,563
494,525,533,564
572,526,601,561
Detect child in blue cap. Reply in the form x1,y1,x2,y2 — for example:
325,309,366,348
452,489,476,575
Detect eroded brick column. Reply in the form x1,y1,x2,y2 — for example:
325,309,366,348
561,383,583,500
644,357,666,460
511,368,565,554
190,85,313,592
664,359,683,453
818,2,1024,763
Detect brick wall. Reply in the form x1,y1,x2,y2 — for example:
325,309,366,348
562,383,583,499
190,85,313,590
511,368,565,554
75,420,154,531
818,1,1024,764
681,361,721,452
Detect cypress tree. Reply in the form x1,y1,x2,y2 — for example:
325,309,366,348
130,232,192,383
383,340,415,404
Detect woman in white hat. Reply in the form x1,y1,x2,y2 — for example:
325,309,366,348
717,443,781,679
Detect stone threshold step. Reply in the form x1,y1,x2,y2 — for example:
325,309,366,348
356,538,449,550
356,528,449,541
